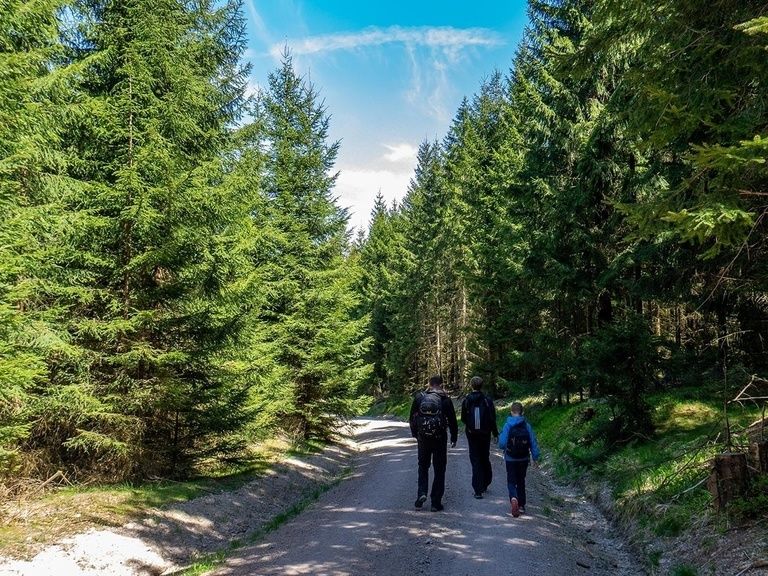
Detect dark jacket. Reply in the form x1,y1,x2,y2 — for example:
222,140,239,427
409,389,458,444
460,391,499,437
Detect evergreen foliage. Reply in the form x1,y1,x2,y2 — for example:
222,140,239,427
2,0,767,484
252,51,370,440
358,0,768,447
0,0,68,478
1,2,370,483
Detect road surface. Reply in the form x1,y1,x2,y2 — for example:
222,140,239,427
209,418,643,576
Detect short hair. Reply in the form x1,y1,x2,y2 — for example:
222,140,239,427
510,402,523,415
428,374,443,387
470,376,483,390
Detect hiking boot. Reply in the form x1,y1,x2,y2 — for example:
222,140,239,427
414,495,427,509
510,497,520,517
431,503,444,512
473,492,483,499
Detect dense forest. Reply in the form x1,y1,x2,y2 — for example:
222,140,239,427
1,0,767,486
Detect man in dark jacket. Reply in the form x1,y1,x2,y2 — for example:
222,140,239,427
409,374,458,512
460,376,499,498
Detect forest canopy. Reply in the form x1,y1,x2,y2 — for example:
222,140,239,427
1,0,767,484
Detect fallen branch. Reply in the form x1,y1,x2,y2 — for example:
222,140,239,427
735,560,768,576
671,475,708,501
35,470,69,493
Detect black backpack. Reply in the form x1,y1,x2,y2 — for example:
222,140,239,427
465,393,492,434
417,392,445,438
505,421,531,458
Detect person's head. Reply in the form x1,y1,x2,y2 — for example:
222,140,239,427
470,376,483,391
428,374,443,389
510,402,523,416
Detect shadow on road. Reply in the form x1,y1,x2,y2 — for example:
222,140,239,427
210,418,635,576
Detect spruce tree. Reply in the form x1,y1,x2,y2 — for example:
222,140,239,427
0,0,67,477
31,0,255,478
255,51,370,439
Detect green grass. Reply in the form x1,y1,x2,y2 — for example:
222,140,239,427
670,564,698,576
366,397,412,420
529,386,763,567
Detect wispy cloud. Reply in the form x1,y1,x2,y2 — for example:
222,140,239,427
269,25,503,59
382,143,419,164
245,0,272,46
270,26,502,123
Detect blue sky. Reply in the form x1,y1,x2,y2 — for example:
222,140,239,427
243,1,530,230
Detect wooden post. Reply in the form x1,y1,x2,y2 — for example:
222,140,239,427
749,442,768,474
707,453,749,512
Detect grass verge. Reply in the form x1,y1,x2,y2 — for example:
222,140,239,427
169,467,353,575
524,387,765,572
0,436,324,559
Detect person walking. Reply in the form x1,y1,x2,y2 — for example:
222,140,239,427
498,401,540,517
460,376,498,499
409,374,458,512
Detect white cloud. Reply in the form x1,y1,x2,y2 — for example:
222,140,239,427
269,25,502,59
335,166,413,229
245,1,272,46
383,143,418,164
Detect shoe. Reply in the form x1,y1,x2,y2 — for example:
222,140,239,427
519,506,526,515
474,493,483,499
414,495,427,509
510,497,520,517
431,503,444,512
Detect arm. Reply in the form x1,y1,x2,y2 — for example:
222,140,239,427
409,394,421,438
444,397,458,445
527,423,541,461
460,397,468,426
489,399,499,438
498,422,509,450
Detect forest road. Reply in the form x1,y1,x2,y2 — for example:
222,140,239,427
208,418,644,576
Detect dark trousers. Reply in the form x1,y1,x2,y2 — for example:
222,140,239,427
466,431,492,494
505,459,529,507
417,435,447,505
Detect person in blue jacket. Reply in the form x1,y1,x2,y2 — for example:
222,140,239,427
498,401,540,517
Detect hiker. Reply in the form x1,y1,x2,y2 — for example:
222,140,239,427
498,401,540,517
409,374,458,512
460,376,499,498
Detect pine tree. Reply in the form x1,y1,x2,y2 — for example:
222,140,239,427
255,51,370,439
26,0,255,479
596,0,768,377
0,0,87,477
357,194,403,395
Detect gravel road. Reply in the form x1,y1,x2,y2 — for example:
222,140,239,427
209,418,644,576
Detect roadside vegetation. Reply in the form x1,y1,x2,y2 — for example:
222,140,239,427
2,2,767,573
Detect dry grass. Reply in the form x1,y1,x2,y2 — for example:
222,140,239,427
0,437,292,560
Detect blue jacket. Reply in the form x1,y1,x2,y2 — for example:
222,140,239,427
498,415,540,462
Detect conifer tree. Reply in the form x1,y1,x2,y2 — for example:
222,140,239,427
255,51,370,439
31,0,255,478
358,194,404,395
0,0,68,476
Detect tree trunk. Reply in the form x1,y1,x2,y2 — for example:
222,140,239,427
749,442,768,474
707,452,749,512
